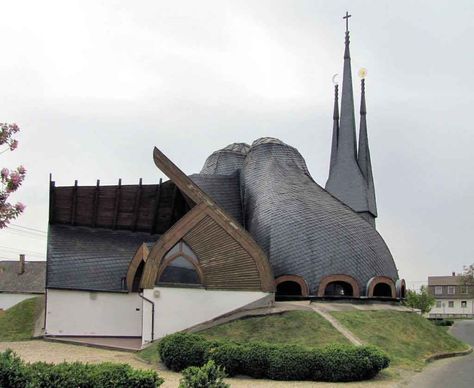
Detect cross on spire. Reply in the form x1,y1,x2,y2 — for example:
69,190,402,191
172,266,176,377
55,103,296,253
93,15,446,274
343,11,351,32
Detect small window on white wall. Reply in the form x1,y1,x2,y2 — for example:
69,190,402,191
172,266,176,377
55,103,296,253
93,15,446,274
448,301,454,308
436,301,441,308
461,301,467,308
435,286,443,295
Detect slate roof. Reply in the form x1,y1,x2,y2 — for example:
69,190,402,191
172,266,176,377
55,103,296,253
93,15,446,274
226,137,397,294
0,260,46,294
200,143,250,175
189,172,243,225
47,225,159,291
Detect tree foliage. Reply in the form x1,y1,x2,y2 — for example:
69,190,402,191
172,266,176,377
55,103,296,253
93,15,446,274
404,285,435,314
459,263,474,286
0,123,26,228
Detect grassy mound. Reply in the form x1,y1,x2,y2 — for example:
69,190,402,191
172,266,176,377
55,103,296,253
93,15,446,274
331,310,469,368
0,296,44,341
139,311,348,364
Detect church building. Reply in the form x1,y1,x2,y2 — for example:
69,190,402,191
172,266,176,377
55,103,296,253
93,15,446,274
44,16,405,345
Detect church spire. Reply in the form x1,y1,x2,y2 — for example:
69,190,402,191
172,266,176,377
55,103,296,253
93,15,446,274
329,83,339,172
357,76,377,222
326,12,372,224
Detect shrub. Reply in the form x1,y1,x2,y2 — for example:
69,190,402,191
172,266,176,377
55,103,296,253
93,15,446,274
179,360,229,388
0,350,164,388
157,333,390,382
158,333,218,371
0,349,29,388
432,319,454,327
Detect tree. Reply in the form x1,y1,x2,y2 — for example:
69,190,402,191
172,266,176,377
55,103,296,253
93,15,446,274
459,264,474,286
404,285,435,314
0,123,26,228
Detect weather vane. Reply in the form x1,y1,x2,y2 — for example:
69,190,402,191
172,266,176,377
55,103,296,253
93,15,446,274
343,11,351,32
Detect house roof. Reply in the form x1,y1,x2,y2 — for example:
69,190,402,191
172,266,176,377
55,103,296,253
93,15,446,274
428,276,464,286
47,225,159,292
0,260,46,294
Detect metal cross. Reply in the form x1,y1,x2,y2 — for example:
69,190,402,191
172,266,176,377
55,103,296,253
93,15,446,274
343,11,351,32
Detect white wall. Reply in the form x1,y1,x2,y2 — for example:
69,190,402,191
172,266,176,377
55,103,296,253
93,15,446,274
430,298,474,316
0,293,39,310
142,287,271,344
46,289,142,337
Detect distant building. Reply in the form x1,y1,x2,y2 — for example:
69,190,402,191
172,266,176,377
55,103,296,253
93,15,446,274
0,255,46,310
428,273,474,318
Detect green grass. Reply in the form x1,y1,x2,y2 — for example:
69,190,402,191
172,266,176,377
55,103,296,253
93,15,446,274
331,310,469,369
138,311,349,363
0,296,44,341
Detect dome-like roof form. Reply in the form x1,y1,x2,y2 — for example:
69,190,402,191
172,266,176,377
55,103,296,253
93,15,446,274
194,137,398,295
200,142,250,175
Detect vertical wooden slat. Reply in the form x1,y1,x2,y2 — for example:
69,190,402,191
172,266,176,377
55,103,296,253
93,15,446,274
132,178,143,232
70,180,78,225
151,178,162,234
112,178,122,230
92,179,100,227
49,173,55,224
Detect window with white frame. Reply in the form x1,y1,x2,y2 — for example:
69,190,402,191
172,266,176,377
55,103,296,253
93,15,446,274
461,301,467,308
447,286,455,295
435,286,443,295
436,301,442,308
461,286,468,294
448,301,454,308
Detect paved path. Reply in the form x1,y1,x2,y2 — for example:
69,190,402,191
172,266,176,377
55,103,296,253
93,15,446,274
405,320,474,388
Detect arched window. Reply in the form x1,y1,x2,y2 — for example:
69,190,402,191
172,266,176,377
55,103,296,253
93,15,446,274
157,256,201,285
373,282,392,297
324,281,354,297
276,281,302,296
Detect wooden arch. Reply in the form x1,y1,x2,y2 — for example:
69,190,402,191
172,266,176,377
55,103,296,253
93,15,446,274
139,147,275,292
126,243,150,291
317,274,360,297
366,276,396,298
275,275,309,296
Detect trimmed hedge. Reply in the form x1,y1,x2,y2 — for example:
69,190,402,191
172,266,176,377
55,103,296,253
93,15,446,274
0,349,164,387
157,333,390,382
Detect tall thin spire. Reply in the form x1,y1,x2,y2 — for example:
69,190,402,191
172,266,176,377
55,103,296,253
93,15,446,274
326,12,370,218
357,77,377,221
329,83,339,172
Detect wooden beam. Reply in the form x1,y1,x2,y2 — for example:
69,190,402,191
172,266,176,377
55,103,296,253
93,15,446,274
132,178,143,232
112,178,122,230
151,178,162,234
49,173,55,224
92,179,100,227
70,180,78,225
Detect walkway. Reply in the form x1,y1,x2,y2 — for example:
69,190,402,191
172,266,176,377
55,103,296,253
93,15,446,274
406,320,474,388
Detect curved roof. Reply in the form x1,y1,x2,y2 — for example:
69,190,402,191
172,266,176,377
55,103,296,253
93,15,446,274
200,142,250,175
202,137,398,294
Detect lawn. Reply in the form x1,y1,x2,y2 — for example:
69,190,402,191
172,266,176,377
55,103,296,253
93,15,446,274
0,296,44,341
139,311,349,364
331,310,469,369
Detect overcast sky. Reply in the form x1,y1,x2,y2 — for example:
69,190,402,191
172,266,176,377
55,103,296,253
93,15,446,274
1,0,473,289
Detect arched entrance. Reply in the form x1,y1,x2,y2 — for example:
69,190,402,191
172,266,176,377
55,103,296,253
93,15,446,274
373,282,392,297
366,276,396,298
274,275,309,297
317,274,360,297
324,281,354,296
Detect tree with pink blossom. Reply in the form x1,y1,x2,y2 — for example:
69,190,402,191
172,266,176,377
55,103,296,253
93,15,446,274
0,123,26,228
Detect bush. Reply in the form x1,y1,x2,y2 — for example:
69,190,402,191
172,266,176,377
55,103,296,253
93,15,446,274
0,350,164,388
179,360,229,388
157,333,390,382
0,349,29,388
432,319,454,327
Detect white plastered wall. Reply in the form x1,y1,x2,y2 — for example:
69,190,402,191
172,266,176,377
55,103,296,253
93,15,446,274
142,287,271,344
430,298,474,316
0,293,40,310
46,289,142,337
